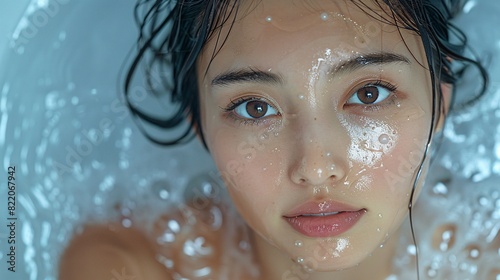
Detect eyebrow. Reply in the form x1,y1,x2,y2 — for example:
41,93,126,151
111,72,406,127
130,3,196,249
211,52,410,87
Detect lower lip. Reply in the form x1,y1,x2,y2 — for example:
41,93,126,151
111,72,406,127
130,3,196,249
284,210,365,238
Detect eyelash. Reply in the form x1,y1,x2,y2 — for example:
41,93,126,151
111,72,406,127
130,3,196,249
222,96,279,126
222,80,400,125
346,80,399,112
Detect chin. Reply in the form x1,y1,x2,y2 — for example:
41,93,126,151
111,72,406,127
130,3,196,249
281,236,379,273
293,254,364,272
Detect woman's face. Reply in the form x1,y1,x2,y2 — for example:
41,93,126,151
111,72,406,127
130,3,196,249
197,0,433,272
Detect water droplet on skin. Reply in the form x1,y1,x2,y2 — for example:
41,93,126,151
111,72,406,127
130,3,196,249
378,213,383,218
265,16,272,22
378,134,390,144
297,257,304,263
262,167,267,171
376,228,381,232
299,95,305,100
295,240,303,247
320,12,329,21
326,152,332,157
432,224,457,252
316,168,323,177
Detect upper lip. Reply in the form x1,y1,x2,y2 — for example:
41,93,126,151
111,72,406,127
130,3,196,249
283,199,365,218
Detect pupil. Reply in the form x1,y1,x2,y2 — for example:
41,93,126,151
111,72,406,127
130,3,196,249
246,101,267,118
358,86,379,104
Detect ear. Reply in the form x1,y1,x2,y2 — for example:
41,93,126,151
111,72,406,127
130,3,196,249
435,83,452,132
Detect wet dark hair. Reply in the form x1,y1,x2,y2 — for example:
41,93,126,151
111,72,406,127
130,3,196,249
124,0,488,278
124,0,488,147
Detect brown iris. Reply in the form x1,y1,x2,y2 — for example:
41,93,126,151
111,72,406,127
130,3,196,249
246,100,268,118
357,86,379,104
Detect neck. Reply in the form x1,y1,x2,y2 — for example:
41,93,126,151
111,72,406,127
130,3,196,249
251,227,402,280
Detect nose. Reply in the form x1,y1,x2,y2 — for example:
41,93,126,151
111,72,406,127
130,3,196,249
290,133,347,187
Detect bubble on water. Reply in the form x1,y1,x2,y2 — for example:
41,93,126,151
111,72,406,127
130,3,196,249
183,236,214,257
487,268,500,280
295,240,303,247
16,45,25,54
463,244,481,260
168,219,181,233
184,173,222,205
426,266,438,278
45,91,60,110
407,244,416,255
121,218,132,228
120,206,131,217
197,205,223,230
478,196,489,206
432,181,449,197
151,180,171,200
432,224,457,252
98,175,115,192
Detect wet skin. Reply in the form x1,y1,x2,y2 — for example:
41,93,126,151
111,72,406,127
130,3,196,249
59,1,450,280
197,0,436,278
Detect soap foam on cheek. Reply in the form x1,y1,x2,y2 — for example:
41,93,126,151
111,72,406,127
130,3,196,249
338,115,398,168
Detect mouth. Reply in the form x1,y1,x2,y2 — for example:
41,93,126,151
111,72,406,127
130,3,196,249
283,200,366,238
300,211,341,217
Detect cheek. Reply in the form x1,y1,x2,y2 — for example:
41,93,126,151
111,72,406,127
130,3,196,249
342,111,431,208
207,126,286,237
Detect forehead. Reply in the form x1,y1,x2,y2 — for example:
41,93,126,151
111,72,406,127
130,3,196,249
198,0,425,80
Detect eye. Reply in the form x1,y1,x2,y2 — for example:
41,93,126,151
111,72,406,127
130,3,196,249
232,98,279,119
347,82,395,105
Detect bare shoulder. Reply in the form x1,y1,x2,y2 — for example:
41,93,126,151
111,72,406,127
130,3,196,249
58,224,170,280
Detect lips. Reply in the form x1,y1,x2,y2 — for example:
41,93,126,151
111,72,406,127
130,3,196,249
283,200,366,238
